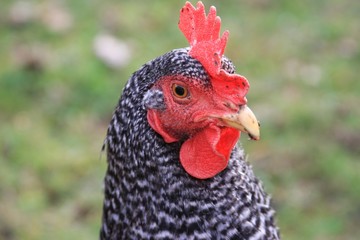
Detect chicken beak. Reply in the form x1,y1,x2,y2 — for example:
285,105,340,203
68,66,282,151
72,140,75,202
220,105,260,140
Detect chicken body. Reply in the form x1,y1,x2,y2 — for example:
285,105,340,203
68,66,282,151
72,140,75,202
100,48,280,239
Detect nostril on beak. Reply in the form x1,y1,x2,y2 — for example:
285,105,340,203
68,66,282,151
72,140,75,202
223,102,238,111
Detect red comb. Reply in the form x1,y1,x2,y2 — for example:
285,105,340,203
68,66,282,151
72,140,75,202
179,1,249,105
179,1,228,77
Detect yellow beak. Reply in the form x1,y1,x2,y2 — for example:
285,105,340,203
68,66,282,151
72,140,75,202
220,105,260,140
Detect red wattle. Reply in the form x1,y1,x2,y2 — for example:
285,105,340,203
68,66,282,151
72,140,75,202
179,124,240,179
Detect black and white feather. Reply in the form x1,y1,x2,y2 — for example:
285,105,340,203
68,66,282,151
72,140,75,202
100,48,280,240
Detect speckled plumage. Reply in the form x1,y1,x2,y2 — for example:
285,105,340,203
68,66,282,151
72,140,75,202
100,48,280,239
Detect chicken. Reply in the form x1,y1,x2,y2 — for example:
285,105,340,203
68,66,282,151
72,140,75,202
100,1,280,239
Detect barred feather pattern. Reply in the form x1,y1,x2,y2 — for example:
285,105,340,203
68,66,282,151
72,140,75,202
100,48,280,240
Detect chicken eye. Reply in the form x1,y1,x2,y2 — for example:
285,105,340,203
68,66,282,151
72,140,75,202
172,84,189,98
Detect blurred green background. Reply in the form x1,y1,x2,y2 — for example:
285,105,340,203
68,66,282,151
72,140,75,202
0,0,359,239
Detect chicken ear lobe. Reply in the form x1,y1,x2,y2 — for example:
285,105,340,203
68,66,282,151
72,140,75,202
147,109,179,143
180,124,240,179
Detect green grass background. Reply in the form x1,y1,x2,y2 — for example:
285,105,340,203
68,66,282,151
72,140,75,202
0,0,359,239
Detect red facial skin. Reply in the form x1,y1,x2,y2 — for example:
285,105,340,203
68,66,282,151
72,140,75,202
148,76,238,141
147,75,242,179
